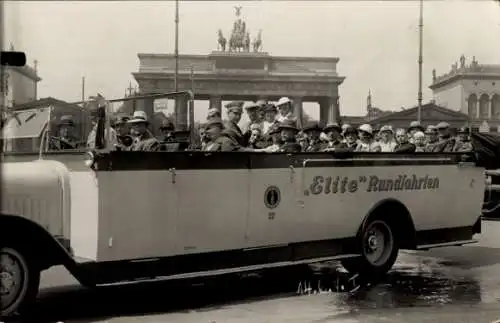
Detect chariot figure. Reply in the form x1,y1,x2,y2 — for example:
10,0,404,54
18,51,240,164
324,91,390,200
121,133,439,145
244,32,250,52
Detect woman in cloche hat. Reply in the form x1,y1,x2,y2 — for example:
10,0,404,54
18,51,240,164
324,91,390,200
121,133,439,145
355,124,381,152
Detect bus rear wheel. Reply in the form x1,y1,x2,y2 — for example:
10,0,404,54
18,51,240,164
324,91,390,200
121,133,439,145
0,246,40,318
341,218,399,278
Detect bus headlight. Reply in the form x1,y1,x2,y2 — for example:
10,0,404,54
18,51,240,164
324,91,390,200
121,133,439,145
84,151,96,168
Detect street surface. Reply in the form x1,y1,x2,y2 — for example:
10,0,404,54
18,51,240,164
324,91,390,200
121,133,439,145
16,220,500,323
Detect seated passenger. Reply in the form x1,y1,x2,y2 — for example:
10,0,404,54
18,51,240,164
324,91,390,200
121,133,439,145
51,115,81,150
342,125,358,151
407,120,425,144
207,108,221,121
223,101,246,146
159,118,176,143
248,124,267,149
187,124,208,151
378,125,397,152
413,131,426,152
278,120,302,153
112,114,133,149
322,122,345,151
254,124,282,152
127,111,160,152
297,131,309,151
424,125,440,152
203,117,240,152
394,128,416,153
261,103,279,137
302,122,326,152
453,126,473,152
434,122,456,153
355,124,381,152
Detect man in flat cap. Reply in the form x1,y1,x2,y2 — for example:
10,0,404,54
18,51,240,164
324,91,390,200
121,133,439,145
322,122,346,152
223,100,246,146
207,107,221,121
453,126,473,152
434,122,456,152
112,114,133,149
424,125,439,152
203,117,240,152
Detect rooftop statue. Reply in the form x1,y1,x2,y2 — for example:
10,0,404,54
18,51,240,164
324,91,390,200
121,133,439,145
217,29,227,52
460,54,466,68
432,69,436,82
252,30,263,52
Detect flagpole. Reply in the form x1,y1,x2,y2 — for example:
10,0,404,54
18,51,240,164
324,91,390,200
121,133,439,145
174,0,179,92
417,0,423,123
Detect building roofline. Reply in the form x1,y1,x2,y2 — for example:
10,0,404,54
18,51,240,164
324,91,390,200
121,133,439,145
6,65,42,82
137,52,340,63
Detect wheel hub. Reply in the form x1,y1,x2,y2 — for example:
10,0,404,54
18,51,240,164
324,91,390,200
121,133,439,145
367,234,378,251
0,270,15,295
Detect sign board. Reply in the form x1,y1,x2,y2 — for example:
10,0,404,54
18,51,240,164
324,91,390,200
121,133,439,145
479,121,490,133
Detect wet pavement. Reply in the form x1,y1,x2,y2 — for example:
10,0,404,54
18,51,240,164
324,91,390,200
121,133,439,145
15,220,500,323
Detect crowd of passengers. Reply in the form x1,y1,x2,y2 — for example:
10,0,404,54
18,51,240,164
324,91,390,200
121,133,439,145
52,97,473,153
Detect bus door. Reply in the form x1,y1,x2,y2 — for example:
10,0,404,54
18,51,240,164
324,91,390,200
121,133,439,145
245,154,303,248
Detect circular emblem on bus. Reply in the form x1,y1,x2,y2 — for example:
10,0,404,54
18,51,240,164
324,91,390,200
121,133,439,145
264,186,281,209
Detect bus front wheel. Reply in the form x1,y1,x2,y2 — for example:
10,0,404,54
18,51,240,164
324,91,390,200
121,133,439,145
0,246,40,318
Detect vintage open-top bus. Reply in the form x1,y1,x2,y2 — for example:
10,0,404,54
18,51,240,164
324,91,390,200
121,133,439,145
0,91,485,317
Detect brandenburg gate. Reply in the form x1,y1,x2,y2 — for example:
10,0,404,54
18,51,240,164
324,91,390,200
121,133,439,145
132,7,345,130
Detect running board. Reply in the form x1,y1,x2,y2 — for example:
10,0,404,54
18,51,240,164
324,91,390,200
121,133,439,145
416,239,478,250
96,253,360,287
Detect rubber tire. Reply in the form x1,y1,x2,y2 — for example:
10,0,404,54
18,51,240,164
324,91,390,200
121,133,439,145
341,218,399,279
0,246,41,318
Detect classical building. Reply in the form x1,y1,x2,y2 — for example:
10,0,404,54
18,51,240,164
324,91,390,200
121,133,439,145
430,55,500,132
367,102,469,130
132,7,344,130
1,48,41,108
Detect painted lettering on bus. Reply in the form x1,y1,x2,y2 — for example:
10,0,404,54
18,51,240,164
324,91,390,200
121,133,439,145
308,174,440,195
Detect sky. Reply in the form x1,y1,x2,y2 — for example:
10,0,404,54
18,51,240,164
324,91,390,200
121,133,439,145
3,1,500,122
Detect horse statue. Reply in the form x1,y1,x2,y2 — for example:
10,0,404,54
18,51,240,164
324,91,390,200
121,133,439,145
252,30,262,52
244,32,250,52
217,29,227,52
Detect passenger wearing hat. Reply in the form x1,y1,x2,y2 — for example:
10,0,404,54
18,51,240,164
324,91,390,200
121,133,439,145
355,124,381,152
254,123,282,152
275,120,301,153
127,110,160,151
86,96,119,149
112,114,133,148
302,121,325,152
52,115,80,150
378,125,397,152
223,101,246,146
275,97,295,123
240,102,264,142
408,120,425,144
424,125,439,152
159,118,176,143
453,126,473,152
342,125,358,151
207,108,221,121
394,128,416,153
262,103,279,136
322,122,346,152
203,117,240,152
434,121,456,152
296,131,309,151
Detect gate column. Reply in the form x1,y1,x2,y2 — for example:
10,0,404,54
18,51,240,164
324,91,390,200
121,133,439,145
293,97,304,128
209,95,222,112
319,96,340,125
175,95,189,131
